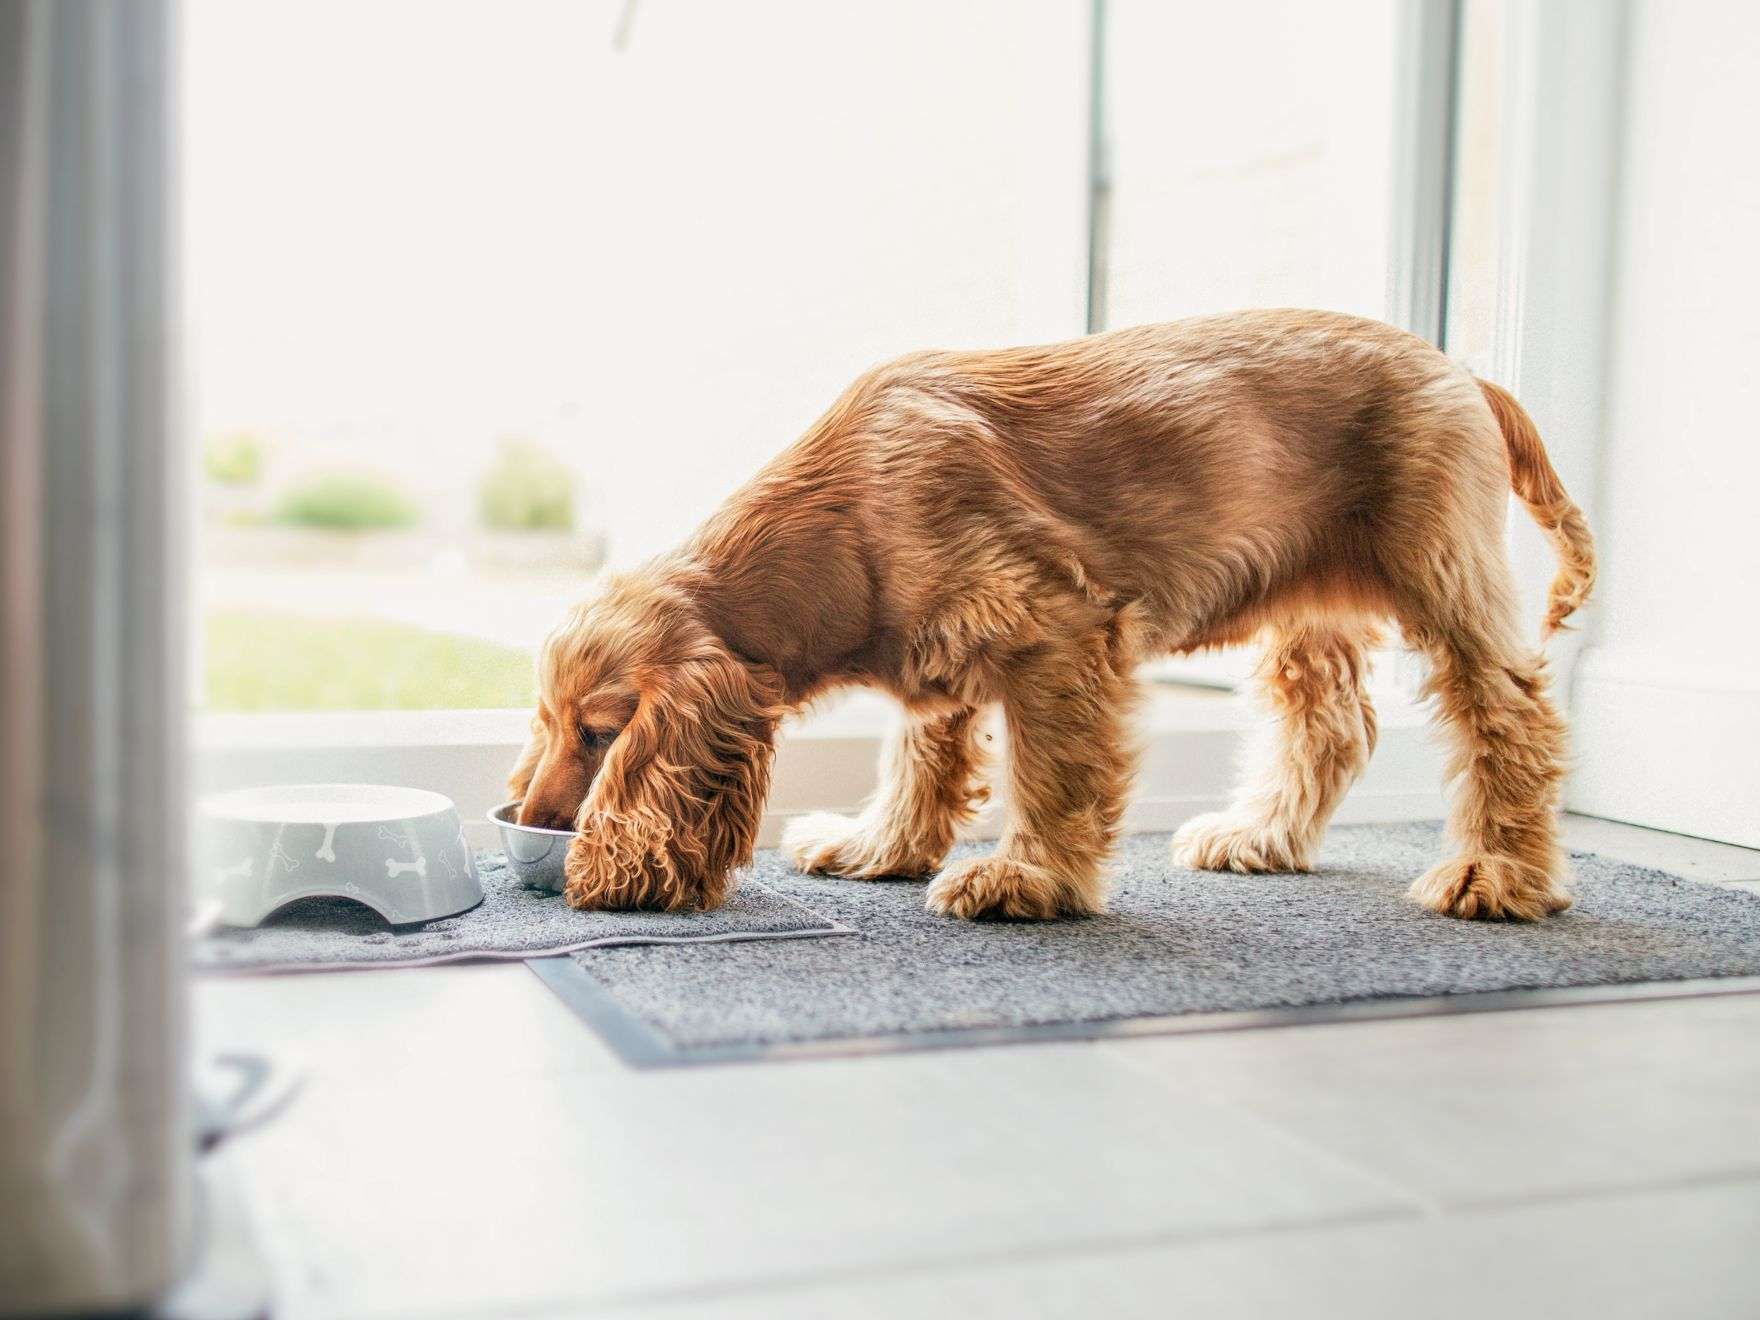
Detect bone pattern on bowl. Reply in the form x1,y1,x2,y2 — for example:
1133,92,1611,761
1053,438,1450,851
199,785,482,927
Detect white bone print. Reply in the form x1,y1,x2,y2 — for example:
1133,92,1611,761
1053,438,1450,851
385,857,427,879
377,824,412,852
214,856,254,884
269,842,300,875
315,821,341,862
434,848,457,882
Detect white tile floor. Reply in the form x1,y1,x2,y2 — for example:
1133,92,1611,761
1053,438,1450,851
194,816,1760,1320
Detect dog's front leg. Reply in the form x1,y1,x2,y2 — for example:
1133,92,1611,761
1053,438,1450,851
925,636,1136,920
785,706,989,879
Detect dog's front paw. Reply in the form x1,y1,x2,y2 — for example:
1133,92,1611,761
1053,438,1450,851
925,856,1091,920
1172,812,1310,873
1409,854,1572,921
783,811,940,879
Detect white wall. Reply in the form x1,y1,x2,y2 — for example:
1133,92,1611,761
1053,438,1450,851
1567,0,1760,846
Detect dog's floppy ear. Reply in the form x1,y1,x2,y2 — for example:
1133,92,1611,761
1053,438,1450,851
563,641,784,911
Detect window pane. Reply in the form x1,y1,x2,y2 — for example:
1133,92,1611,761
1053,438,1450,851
1445,0,1512,376
185,0,1417,712
184,0,1062,711
1097,0,1402,330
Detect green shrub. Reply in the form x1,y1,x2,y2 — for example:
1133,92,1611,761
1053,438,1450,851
273,472,419,530
478,439,574,532
204,431,264,486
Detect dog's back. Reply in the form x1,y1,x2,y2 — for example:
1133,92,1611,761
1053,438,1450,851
759,309,1514,661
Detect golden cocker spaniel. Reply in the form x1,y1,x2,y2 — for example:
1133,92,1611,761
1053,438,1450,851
512,310,1594,921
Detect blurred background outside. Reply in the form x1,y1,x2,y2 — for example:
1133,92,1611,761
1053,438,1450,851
185,0,1503,713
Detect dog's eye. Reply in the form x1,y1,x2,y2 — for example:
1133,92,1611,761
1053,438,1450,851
577,723,617,750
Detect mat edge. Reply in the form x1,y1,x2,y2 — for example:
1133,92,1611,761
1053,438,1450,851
194,920,855,978
526,961,1760,1070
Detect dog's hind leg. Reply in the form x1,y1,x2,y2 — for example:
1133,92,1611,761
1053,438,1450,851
784,706,990,879
925,630,1137,919
1173,623,1378,874
1401,566,1572,920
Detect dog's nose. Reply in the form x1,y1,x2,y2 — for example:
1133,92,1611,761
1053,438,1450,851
516,799,571,831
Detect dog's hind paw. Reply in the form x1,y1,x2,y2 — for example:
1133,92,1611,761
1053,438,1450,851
1409,854,1572,921
1172,812,1311,874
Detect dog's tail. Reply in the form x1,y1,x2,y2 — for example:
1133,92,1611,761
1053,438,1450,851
1476,377,1596,639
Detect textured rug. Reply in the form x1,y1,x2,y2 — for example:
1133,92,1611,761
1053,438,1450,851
541,822,1760,1063
194,851,851,975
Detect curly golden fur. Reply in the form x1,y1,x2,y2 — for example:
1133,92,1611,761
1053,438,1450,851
514,309,1594,921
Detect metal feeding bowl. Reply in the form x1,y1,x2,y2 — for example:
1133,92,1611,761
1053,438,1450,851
489,801,573,894
197,784,482,927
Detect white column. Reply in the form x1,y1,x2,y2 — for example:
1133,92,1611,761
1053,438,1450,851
0,1,192,1311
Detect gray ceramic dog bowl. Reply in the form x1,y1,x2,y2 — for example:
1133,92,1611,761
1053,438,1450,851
490,801,573,894
198,784,482,927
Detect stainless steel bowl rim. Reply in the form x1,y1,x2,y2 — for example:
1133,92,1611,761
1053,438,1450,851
489,801,572,870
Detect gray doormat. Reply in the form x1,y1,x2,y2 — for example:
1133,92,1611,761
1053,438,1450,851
194,851,851,975
533,823,1760,1066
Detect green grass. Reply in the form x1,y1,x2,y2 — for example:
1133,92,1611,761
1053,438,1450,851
204,610,537,712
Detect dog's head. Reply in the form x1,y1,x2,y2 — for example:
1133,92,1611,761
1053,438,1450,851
510,571,786,911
